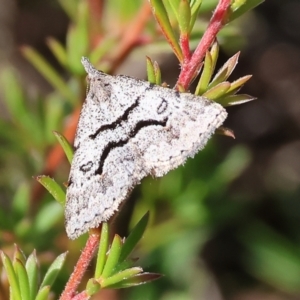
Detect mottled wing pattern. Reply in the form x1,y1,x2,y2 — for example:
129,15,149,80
65,58,227,239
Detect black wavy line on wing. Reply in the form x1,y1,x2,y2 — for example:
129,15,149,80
95,118,168,175
89,96,140,139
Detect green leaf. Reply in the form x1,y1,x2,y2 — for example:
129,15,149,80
53,131,74,164
106,0,140,22
178,0,191,35
210,42,219,75
231,0,246,11
43,94,65,144
40,252,67,290
209,52,240,89
101,267,143,288
195,43,219,95
189,0,202,32
227,0,265,23
202,82,231,100
0,68,43,144
21,46,76,104
13,245,26,266
211,145,251,187
111,259,133,275
34,201,63,234
217,94,256,107
241,222,300,292
57,0,78,20
66,1,89,74
119,212,149,263
86,279,101,296
101,235,122,278
35,286,50,300
25,251,39,300
154,61,162,85
167,0,180,21
195,51,213,95
0,68,25,119
95,223,109,278
46,38,67,67
146,57,156,84
12,183,30,218
15,259,30,300
226,75,252,94
1,252,22,300
14,219,32,240
149,0,183,62
106,272,162,289
35,176,66,206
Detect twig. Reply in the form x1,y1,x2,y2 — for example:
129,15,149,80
87,0,105,47
176,0,231,89
180,33,191,63
60,232,101,300
71,291,89,300
109,1,152,74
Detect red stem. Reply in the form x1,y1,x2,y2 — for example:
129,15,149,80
180,33,191,63
176,0,231,89
87,0,105,47
71,291,90,300
60,233,100,300
109,1,152,74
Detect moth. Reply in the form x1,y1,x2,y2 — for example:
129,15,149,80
65,57,227,239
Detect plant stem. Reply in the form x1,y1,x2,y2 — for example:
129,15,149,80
87,0,104,45
180,33,191,64
176,0,231,89
109,1,152,74
71,291,90,300
60,232,100,300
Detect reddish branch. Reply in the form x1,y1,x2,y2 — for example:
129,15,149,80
176,0,231,89
60,232,101,300
180,33,191,64
87,0,105,45
87,0,104,27
109,1,152,74
71,291,89,300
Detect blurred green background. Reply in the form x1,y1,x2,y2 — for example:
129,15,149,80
1,0,300,299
